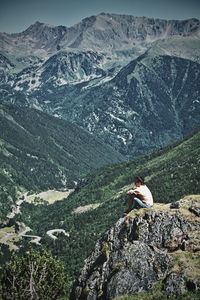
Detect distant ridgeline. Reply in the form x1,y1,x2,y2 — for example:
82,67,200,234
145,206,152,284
19,129,200,278
0,14,200,157
0,104,123,222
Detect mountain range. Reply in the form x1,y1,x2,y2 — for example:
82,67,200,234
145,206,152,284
1,14,199,57
0,13,200,157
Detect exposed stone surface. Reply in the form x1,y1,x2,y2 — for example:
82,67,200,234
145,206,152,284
163,272,187,296
189,205,200,217
170,201,180,209
71,197,200,300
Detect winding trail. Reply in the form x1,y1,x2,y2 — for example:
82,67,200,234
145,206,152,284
46,229,69,240
4,190,72,246
18,222,42,245
21,234,42,245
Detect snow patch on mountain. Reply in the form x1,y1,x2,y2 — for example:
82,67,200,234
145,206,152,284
14,68,42,91
108,112,125,123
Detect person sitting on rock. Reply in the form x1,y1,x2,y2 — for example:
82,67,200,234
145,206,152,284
125,176,153,213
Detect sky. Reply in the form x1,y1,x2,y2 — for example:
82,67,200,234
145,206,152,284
0,0,200,33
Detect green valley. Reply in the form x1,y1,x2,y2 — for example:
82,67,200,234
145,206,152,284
0,104,123,223
17,129,200,278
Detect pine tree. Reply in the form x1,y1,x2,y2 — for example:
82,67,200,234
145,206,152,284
0,249,69,299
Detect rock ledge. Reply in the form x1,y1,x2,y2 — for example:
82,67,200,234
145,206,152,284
71,195,200,300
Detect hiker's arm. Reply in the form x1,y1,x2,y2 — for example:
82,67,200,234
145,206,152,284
127,189,137,195
127,189,144,200
133,190,144,200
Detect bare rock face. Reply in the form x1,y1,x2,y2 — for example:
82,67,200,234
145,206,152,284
71,197,200,299
1,14,200,56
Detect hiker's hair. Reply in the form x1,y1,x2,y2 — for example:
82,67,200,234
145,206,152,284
135,176,145,185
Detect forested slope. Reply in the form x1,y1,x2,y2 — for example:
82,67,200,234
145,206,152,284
19,129,200,277
0,104,123,222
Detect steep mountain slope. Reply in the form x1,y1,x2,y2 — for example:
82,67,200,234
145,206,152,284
19,129,200,277
148,36,200,64
26,53,199,157
11,51,108,90
1,53,199,158
0,54,15,88
0,104,123,222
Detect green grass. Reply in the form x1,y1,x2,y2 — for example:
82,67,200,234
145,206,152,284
169,250,200,282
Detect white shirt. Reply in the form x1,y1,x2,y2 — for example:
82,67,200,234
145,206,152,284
127,185,153,206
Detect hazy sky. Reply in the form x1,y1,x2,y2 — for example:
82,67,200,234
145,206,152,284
0,0,200,33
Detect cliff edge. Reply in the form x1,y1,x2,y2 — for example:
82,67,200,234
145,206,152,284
71,195,200,300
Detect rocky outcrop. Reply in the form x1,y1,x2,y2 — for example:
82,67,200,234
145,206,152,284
71,196,200,299
40,51,106,85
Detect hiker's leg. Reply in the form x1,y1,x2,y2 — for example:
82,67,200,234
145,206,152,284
124,195,135,213
128,196,134,211
133,197,149,208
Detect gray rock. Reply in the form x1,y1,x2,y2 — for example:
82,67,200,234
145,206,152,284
106,242,169,299
170,201,180,209
71,203,200,299
189,205,200,217
164,272,187,296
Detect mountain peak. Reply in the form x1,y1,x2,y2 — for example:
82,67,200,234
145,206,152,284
22,21,58,33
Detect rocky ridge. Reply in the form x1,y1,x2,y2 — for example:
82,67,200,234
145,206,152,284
1,14,200,77
71,196,200,299
1,14,199,57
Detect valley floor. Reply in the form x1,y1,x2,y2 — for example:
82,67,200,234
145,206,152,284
0,188,74,249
